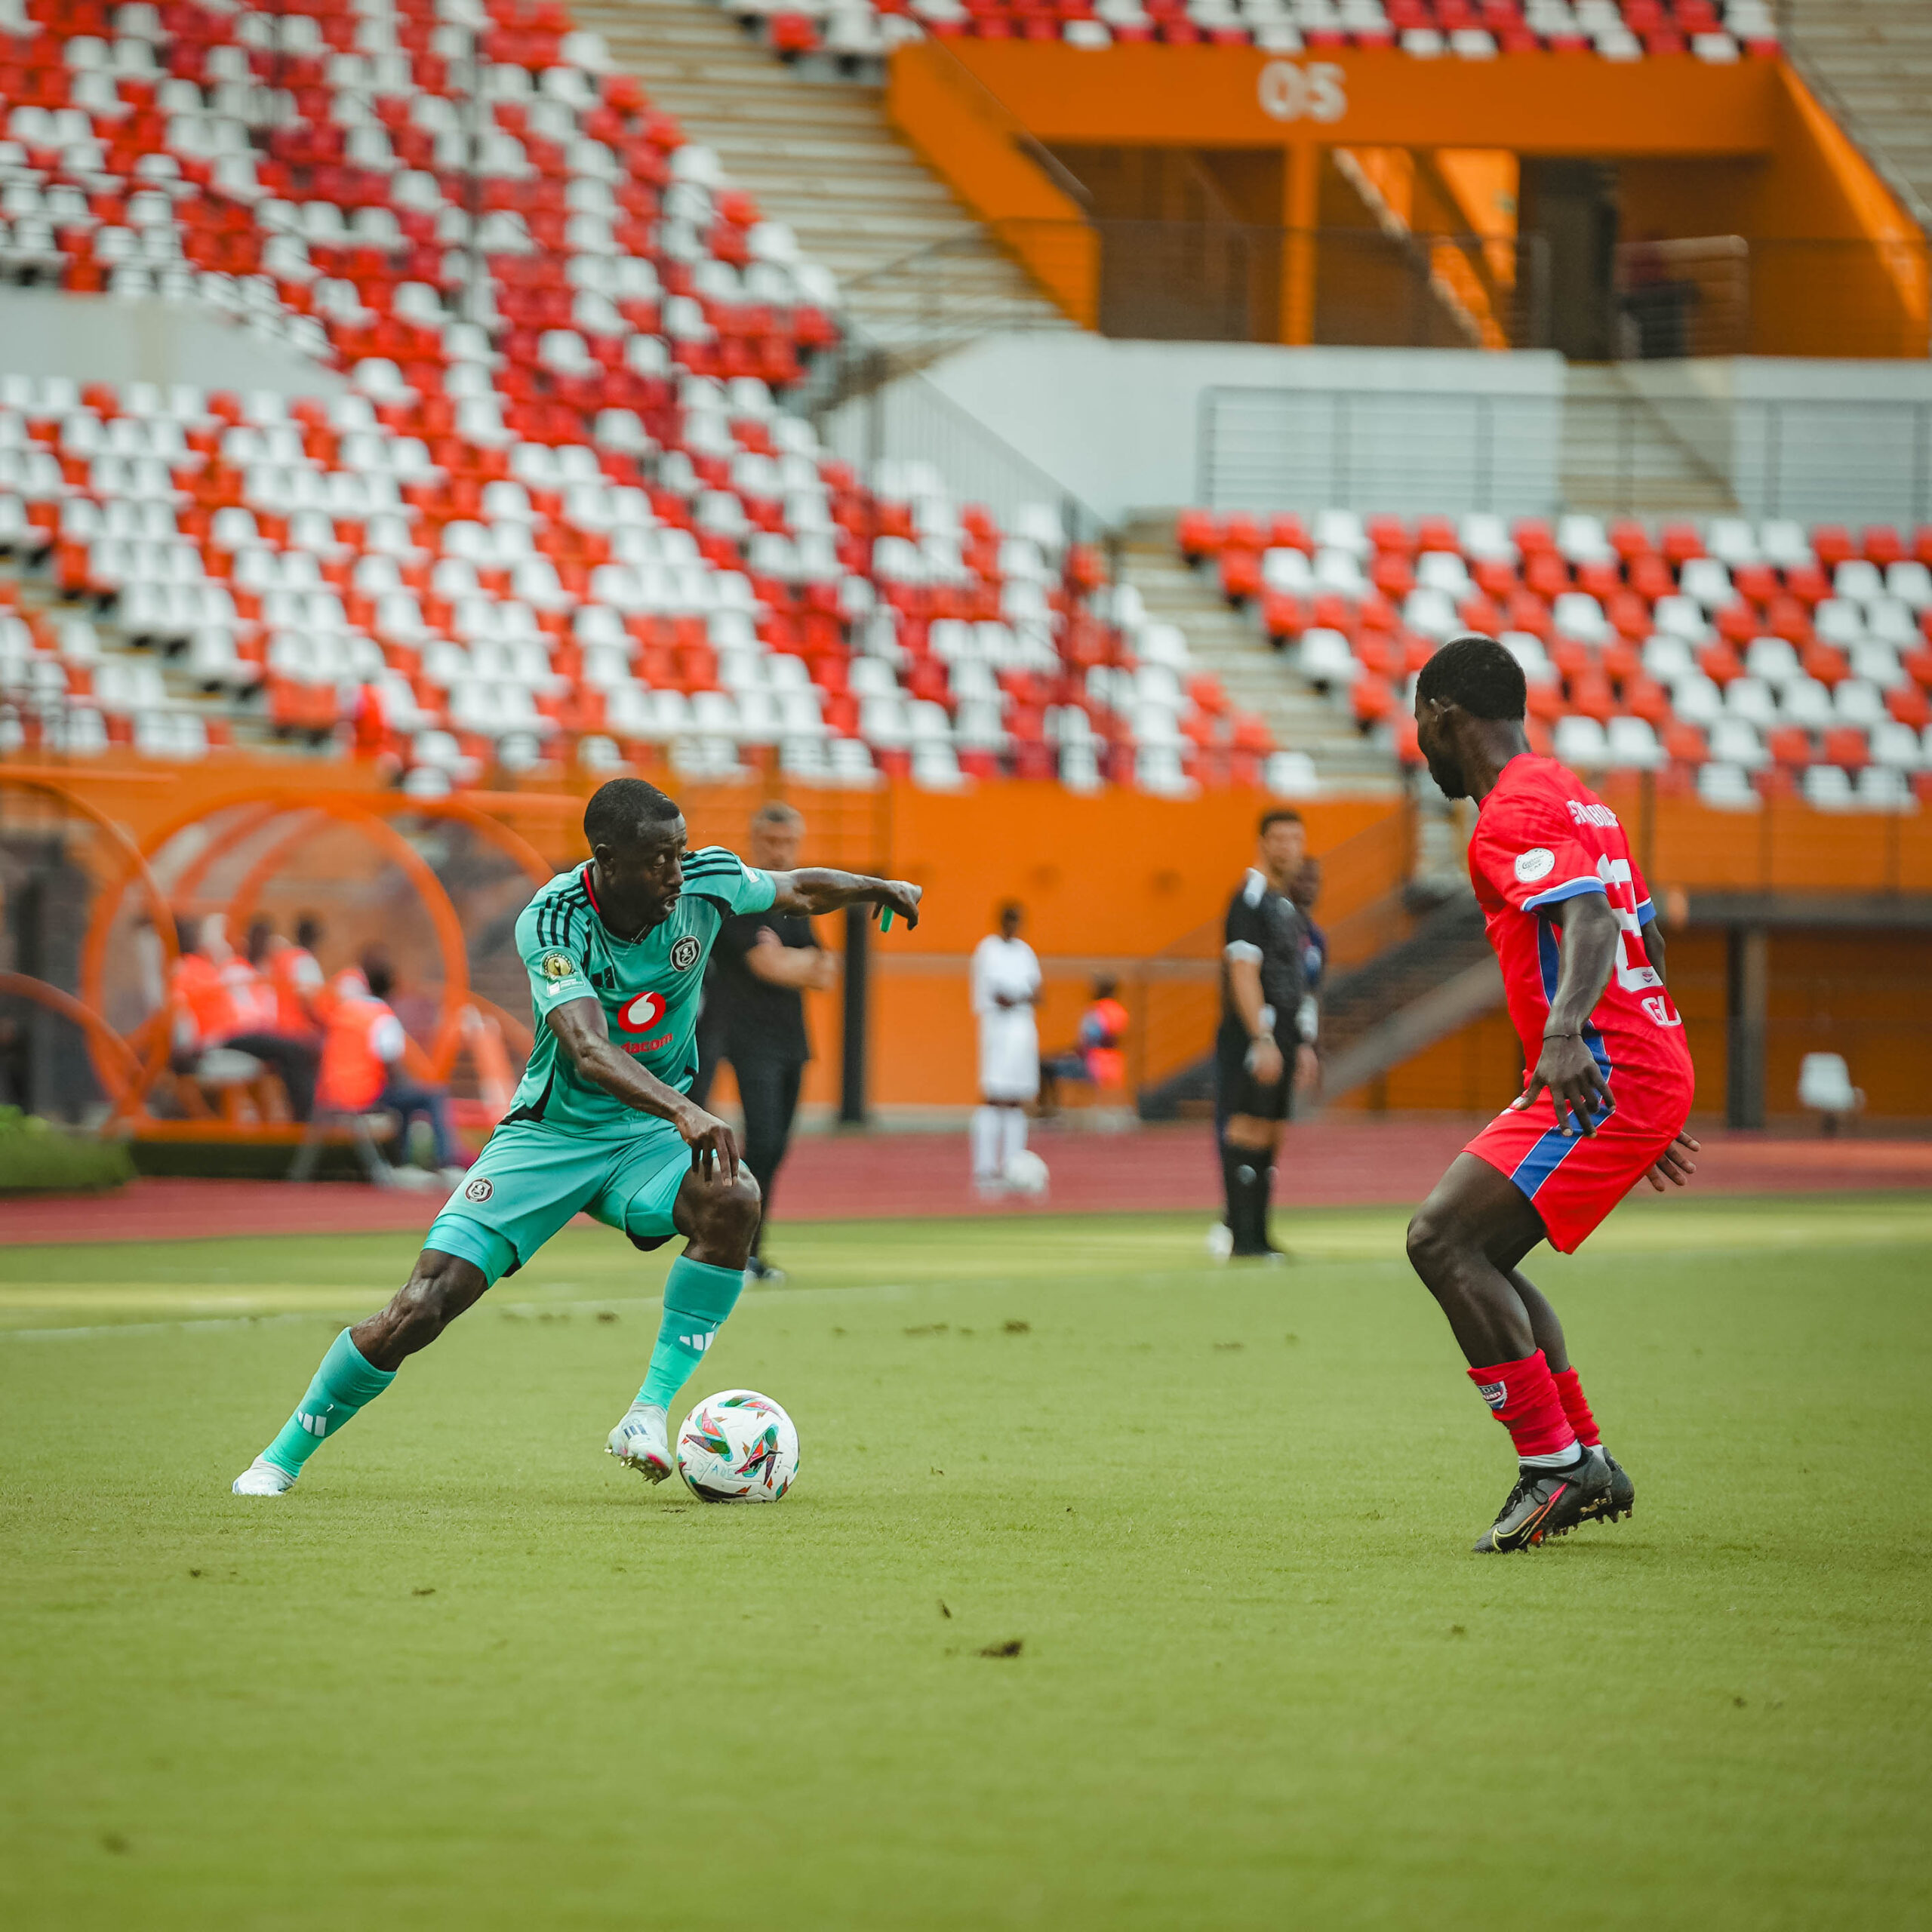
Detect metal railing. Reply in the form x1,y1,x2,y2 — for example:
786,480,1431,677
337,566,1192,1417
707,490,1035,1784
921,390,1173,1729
1196,383,1932,524
832,230,1069,371
811,352,1116,549
1198,383,1564,517
823,220,1925,369
838,217,1551,355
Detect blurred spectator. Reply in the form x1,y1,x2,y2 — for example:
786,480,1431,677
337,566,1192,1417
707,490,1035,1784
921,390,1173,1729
694,801,836,1283
1038,977,1131,1115
971,901,1041,1194
318,952,463,1180
170,916,318,1120
1289,856,1327,1044
250,913,331,1038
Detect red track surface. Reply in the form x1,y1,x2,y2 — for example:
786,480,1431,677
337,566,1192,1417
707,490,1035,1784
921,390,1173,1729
2,1122,1928,1247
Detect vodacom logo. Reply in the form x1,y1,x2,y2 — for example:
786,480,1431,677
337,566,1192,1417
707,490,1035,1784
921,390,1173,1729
617,989,666,1033
1258,60,1347,124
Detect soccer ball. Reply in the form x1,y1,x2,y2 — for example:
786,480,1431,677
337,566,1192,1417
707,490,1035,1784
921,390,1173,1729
1002,1148,1050,1196
675,1389,800,1503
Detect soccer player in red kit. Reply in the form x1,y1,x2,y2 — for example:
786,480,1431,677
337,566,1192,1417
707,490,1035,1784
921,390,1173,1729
1405,636,1700,1553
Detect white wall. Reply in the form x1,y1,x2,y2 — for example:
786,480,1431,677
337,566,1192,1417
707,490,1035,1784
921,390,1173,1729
907,335,1567,521
0,288,342,398
1726,358,1932,527
848,335,1932,528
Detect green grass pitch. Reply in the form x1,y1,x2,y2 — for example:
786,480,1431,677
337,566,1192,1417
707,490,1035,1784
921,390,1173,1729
3,1196,1930,1930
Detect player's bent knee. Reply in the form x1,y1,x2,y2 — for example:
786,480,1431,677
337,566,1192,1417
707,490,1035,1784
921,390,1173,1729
704,1171,762,1240
1405,1205,1460,1286
678,1165,762,1241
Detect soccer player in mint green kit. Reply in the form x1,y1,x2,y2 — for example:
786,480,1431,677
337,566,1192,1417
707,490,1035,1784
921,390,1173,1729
232,777,921,1496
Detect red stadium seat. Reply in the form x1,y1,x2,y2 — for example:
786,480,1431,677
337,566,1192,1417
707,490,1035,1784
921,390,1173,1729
1822,727,1870,770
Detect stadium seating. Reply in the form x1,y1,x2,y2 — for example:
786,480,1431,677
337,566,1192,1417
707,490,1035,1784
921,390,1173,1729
721,0,1781,63
1176,506,1932,811
0,0,1281,796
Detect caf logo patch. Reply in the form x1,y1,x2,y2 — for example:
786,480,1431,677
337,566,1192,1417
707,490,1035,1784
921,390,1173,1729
540,952,577,980
1513,848,1556,884
464,1176,494,1203
669,935,701,971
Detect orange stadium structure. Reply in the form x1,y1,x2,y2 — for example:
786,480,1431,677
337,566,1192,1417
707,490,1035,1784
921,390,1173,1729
0,0,1927,1165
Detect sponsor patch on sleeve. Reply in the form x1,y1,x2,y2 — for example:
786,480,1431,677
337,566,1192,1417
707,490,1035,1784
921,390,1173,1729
1513,848,1556,884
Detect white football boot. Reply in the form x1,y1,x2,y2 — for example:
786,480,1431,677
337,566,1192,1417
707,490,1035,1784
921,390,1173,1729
1204,1220,1235,1262
606,1402,672,1482
232,1456,297,1496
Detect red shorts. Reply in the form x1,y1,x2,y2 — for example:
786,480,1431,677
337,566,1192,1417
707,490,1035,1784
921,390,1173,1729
1465,1061,1694,1254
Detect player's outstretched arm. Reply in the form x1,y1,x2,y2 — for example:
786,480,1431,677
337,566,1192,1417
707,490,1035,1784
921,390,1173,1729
1512,891,1620,1137
766,868,922,928
546,995,740,1178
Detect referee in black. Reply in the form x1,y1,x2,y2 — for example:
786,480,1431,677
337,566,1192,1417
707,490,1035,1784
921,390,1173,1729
693,801,837,1283
1214,808,1319,1260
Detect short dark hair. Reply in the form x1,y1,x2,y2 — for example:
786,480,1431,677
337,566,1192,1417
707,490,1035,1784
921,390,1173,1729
1415,634,1527,721
294,914,322,950
362,950,395,1001
998,900,1024,923
584,777,681,852
1259,808,1304,835
245,916,272,964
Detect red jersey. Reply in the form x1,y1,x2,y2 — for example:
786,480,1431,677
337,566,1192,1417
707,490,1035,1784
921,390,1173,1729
1467,755,1691,1084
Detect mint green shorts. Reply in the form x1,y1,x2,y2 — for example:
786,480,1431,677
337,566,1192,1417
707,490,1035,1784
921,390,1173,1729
424,1117,692,1287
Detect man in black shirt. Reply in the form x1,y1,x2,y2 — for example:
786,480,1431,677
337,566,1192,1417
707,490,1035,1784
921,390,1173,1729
693,801,837,1282
1214,808,1318,1259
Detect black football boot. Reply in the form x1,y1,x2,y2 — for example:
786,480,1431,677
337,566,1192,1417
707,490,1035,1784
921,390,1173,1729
1472,1447,1612,1553
1575,1447,1635,1524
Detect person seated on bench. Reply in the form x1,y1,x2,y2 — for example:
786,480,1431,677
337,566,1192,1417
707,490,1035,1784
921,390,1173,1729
1038,977,1131,1116
169,916,319,1121
248,914,332,1043
318,952,465,1183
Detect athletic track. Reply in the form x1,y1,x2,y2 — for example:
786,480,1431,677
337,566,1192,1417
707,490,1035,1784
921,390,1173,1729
3,1121,1929,1246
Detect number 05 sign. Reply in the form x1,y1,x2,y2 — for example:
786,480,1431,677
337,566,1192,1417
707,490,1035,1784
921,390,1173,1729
1258,60,1347,124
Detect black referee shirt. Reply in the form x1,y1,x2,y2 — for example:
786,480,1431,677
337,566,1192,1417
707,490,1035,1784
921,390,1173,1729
705,911,820,1066
1220,869,1311,1042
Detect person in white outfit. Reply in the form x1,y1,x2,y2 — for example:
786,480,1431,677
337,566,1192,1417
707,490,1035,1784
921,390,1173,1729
971,901,1041,1193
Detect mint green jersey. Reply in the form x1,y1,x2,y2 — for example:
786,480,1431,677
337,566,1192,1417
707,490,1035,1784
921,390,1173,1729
509,849,777,1134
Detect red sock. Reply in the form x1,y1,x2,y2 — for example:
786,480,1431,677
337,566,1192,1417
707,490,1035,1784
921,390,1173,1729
1551,1366,1601,1448
1466,1349,1578,1464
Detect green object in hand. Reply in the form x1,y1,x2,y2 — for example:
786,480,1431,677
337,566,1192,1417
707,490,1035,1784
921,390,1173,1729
880,909,894,932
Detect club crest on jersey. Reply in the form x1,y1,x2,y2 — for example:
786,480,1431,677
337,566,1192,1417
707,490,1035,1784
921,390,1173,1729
618,989,666,1033
464,1176,494,1202
1513,848,1556,884
669,935,702,972
540,952,578,980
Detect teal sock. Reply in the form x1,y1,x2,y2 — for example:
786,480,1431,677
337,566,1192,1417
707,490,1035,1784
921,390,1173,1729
638,1255,745,1409
262,1327,396,1477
